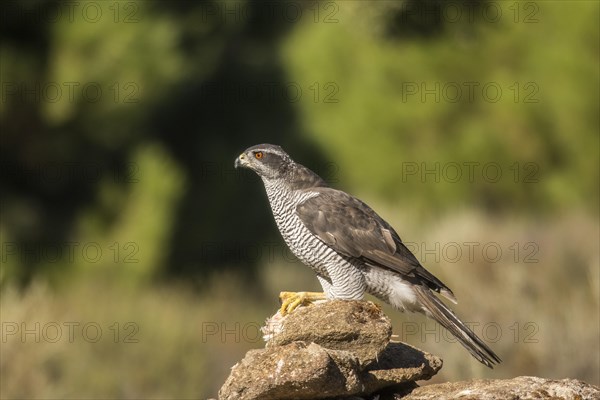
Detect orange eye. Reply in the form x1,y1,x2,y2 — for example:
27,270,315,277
255,152,263,159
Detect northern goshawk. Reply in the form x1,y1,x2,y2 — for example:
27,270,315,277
235,143,501,368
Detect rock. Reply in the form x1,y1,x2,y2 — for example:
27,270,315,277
218,300,443,400
218,341,363,400
264,300,392,367
362,342,442,394
218,340,442,400
218,300,599,399
402,376,600,400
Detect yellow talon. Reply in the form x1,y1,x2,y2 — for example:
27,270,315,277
279,291,327,315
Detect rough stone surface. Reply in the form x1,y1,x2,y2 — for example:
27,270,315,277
219,300,442,400
265,300,392,367
218,341,362,400
217,300,598,399
402,376,600,400
362,342,442,394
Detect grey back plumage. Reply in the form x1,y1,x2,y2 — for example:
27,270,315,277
295,187,457,303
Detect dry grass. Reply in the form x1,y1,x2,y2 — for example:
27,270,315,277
1,274,267,399
1,211,598,399
383,210,600,385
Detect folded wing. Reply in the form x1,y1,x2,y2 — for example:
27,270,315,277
296,187,456,303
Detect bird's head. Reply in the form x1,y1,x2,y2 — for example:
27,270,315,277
234,144,294,180
235,144,329,189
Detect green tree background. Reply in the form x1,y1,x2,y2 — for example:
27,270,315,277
1,1,598,398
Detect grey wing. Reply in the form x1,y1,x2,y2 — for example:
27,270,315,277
296,188,456,302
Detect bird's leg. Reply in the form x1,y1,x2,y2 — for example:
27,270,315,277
279,291,327,315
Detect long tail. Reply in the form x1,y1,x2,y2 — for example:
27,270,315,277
413,285,502,368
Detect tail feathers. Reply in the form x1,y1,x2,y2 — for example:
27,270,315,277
414,286,502,369
440,287,458,304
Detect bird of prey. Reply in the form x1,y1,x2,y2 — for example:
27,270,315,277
235,143,501,368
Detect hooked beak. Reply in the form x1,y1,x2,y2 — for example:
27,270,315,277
234,153,247,169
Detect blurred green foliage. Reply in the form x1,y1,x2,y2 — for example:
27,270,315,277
0,0,598,398
1,0,598,284
2,0,323,285
282,1,599,213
